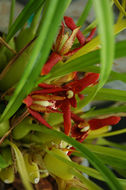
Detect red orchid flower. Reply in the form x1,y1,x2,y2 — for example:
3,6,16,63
28,72,99,136
41,16,96,75
71,112,121,142
23,93,65,129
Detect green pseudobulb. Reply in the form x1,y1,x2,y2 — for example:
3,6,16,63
44,148,74,180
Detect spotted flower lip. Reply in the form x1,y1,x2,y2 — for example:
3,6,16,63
41,16,96,75
71,112,121,142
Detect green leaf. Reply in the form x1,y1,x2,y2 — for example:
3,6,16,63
77,65,126,84
82,87,126,102
49,39,126,81
6,0,45,42
9,142,33,190
97,138,126,151
8,0,15,30
71,169,103,190
113,0,126,16
87,128,126,139
77,0,93,26
78,0,114,105
83,20,97,35
84,144,126,169
117,0,126,22
81,105,126,119
0,0,71,122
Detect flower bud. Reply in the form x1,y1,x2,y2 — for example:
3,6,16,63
24,153,40,184
0,166,15,184
44,148,74,180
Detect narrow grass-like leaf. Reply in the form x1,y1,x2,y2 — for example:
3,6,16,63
71,169,102,190
0,0,71,122
6,0,45,42
77,0,93,26
81,105,126,119
85,144,126,167
87,128,126,139
83,20,97,35
49,39,126,81
76,86,126,112
83,87,126,102
81,0,114,105
97,138,126,151
113,0,126,16
67,18,126,61
77,65,126,84
8,0,15,30
9,142,33,190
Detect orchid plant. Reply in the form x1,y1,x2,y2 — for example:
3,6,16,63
0,0,126,190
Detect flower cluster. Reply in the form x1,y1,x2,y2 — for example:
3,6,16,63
24,72,99,136
23,16,121,143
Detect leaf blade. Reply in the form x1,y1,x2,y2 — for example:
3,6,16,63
0,0,71,122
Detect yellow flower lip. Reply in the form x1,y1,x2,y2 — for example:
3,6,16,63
81,126,90,132
67,90,74,99
34,100,54,107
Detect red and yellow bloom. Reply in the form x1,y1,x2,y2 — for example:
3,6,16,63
71,112,121,142
41,16,96,75
24,73,99,135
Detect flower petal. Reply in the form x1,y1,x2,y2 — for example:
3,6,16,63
59,27,80,55
78,93,84,100
71,112,84,123
31,94,65,101
30,104,47,112
71,124,88,143
69,96,77,108
38,83,57,89
88,116,121,130
67,73,99,93
64,16,86,45
23,95,33,107
64,46,82,57
54,22,65,51
78,132,88,142
60,100,71,136
71,124,83,138
41,52,62,75
28,108,52,129
31,87,65,95
86,27,96,43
